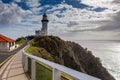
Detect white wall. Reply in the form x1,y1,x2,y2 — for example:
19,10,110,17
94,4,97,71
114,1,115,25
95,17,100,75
0,42,15,51
0,42,9,51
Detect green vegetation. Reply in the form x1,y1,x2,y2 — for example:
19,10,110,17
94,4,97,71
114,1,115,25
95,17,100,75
27,58,73,80
27,57,31,78
15,37,26,45
26,46,54,61
26,46,53,80
26,36,72,80
25,35,115,80
36,62,52,80
27,58,52,80
26,35,35,40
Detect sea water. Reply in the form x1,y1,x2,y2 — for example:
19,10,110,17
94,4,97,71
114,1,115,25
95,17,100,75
75,40,120,80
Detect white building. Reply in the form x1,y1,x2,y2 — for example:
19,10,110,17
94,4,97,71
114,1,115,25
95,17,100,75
35,13,49,36
0,34,15,52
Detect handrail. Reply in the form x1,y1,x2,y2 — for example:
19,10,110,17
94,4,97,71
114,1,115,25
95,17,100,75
22,46,101,80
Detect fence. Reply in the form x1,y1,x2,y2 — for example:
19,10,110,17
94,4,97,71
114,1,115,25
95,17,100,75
22,47,101,80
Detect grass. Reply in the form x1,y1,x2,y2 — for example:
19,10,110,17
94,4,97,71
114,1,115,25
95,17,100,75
26,48,53,80
27,58,53,80
36,62,52,80
26,41,76,80
27,59,73,80
26,46,54,61
26,46,53,80
26,46,42,57
27,57,31,78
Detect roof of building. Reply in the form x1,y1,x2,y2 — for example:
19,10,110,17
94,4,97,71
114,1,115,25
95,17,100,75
0,34,15,42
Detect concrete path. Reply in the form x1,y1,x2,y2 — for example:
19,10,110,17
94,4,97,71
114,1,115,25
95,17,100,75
0,50,28,80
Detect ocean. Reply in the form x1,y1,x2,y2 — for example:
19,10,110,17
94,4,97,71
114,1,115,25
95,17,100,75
75,40,120,80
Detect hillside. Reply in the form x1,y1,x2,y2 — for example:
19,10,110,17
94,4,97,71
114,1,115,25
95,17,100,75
27,35,115,80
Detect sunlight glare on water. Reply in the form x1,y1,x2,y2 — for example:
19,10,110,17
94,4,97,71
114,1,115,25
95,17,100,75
75,40,120,80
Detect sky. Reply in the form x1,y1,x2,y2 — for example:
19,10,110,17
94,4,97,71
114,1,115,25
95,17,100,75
0,0,120,40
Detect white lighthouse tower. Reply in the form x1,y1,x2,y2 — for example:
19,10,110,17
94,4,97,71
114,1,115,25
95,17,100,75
35,13,49,36
41,13,49,35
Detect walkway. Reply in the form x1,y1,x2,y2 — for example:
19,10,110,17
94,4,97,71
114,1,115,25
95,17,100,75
0,50,28,80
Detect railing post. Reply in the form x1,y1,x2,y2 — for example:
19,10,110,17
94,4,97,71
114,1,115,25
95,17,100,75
52,68,61,80
31,58,36,80
24,55,28,72
22,52,25,66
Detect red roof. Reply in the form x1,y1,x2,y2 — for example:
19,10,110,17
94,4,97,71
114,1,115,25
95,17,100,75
0,34,15,42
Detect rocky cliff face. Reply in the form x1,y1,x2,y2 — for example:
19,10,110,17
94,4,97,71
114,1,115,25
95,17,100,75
31,36,115,80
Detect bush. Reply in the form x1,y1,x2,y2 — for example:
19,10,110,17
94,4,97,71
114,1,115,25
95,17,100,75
15,37,26,45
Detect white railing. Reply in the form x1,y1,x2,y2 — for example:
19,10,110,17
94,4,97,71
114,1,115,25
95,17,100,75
22,47,101,80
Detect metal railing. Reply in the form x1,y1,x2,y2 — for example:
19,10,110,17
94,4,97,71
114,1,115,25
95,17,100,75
22,46,101,80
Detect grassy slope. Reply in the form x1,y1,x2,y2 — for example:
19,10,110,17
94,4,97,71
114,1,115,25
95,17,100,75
26,36,79,80
26,35,115,80
26,45,54,80
26,46,54,61
26,46,75,80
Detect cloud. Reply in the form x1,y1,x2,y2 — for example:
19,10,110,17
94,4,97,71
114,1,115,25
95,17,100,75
0,0,120,40
94,0,120,32
0,1,31,25
26,0,40,8
81,0,114,8
25,0,41,14
69,11,120,32
67,21,79,27
65,0,120,32
14,0,22,2
113,0,120,3
95,11,120,31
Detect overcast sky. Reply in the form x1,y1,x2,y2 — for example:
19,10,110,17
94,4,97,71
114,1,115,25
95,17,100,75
0,0,120,40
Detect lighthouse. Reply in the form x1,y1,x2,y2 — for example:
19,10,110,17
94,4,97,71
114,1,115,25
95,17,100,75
35,13,49,36
41,13,49,35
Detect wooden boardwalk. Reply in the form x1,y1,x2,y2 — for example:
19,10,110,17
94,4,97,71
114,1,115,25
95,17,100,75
0,50,28,80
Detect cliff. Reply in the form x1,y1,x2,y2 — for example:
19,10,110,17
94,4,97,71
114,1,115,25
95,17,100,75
28,35,115,80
